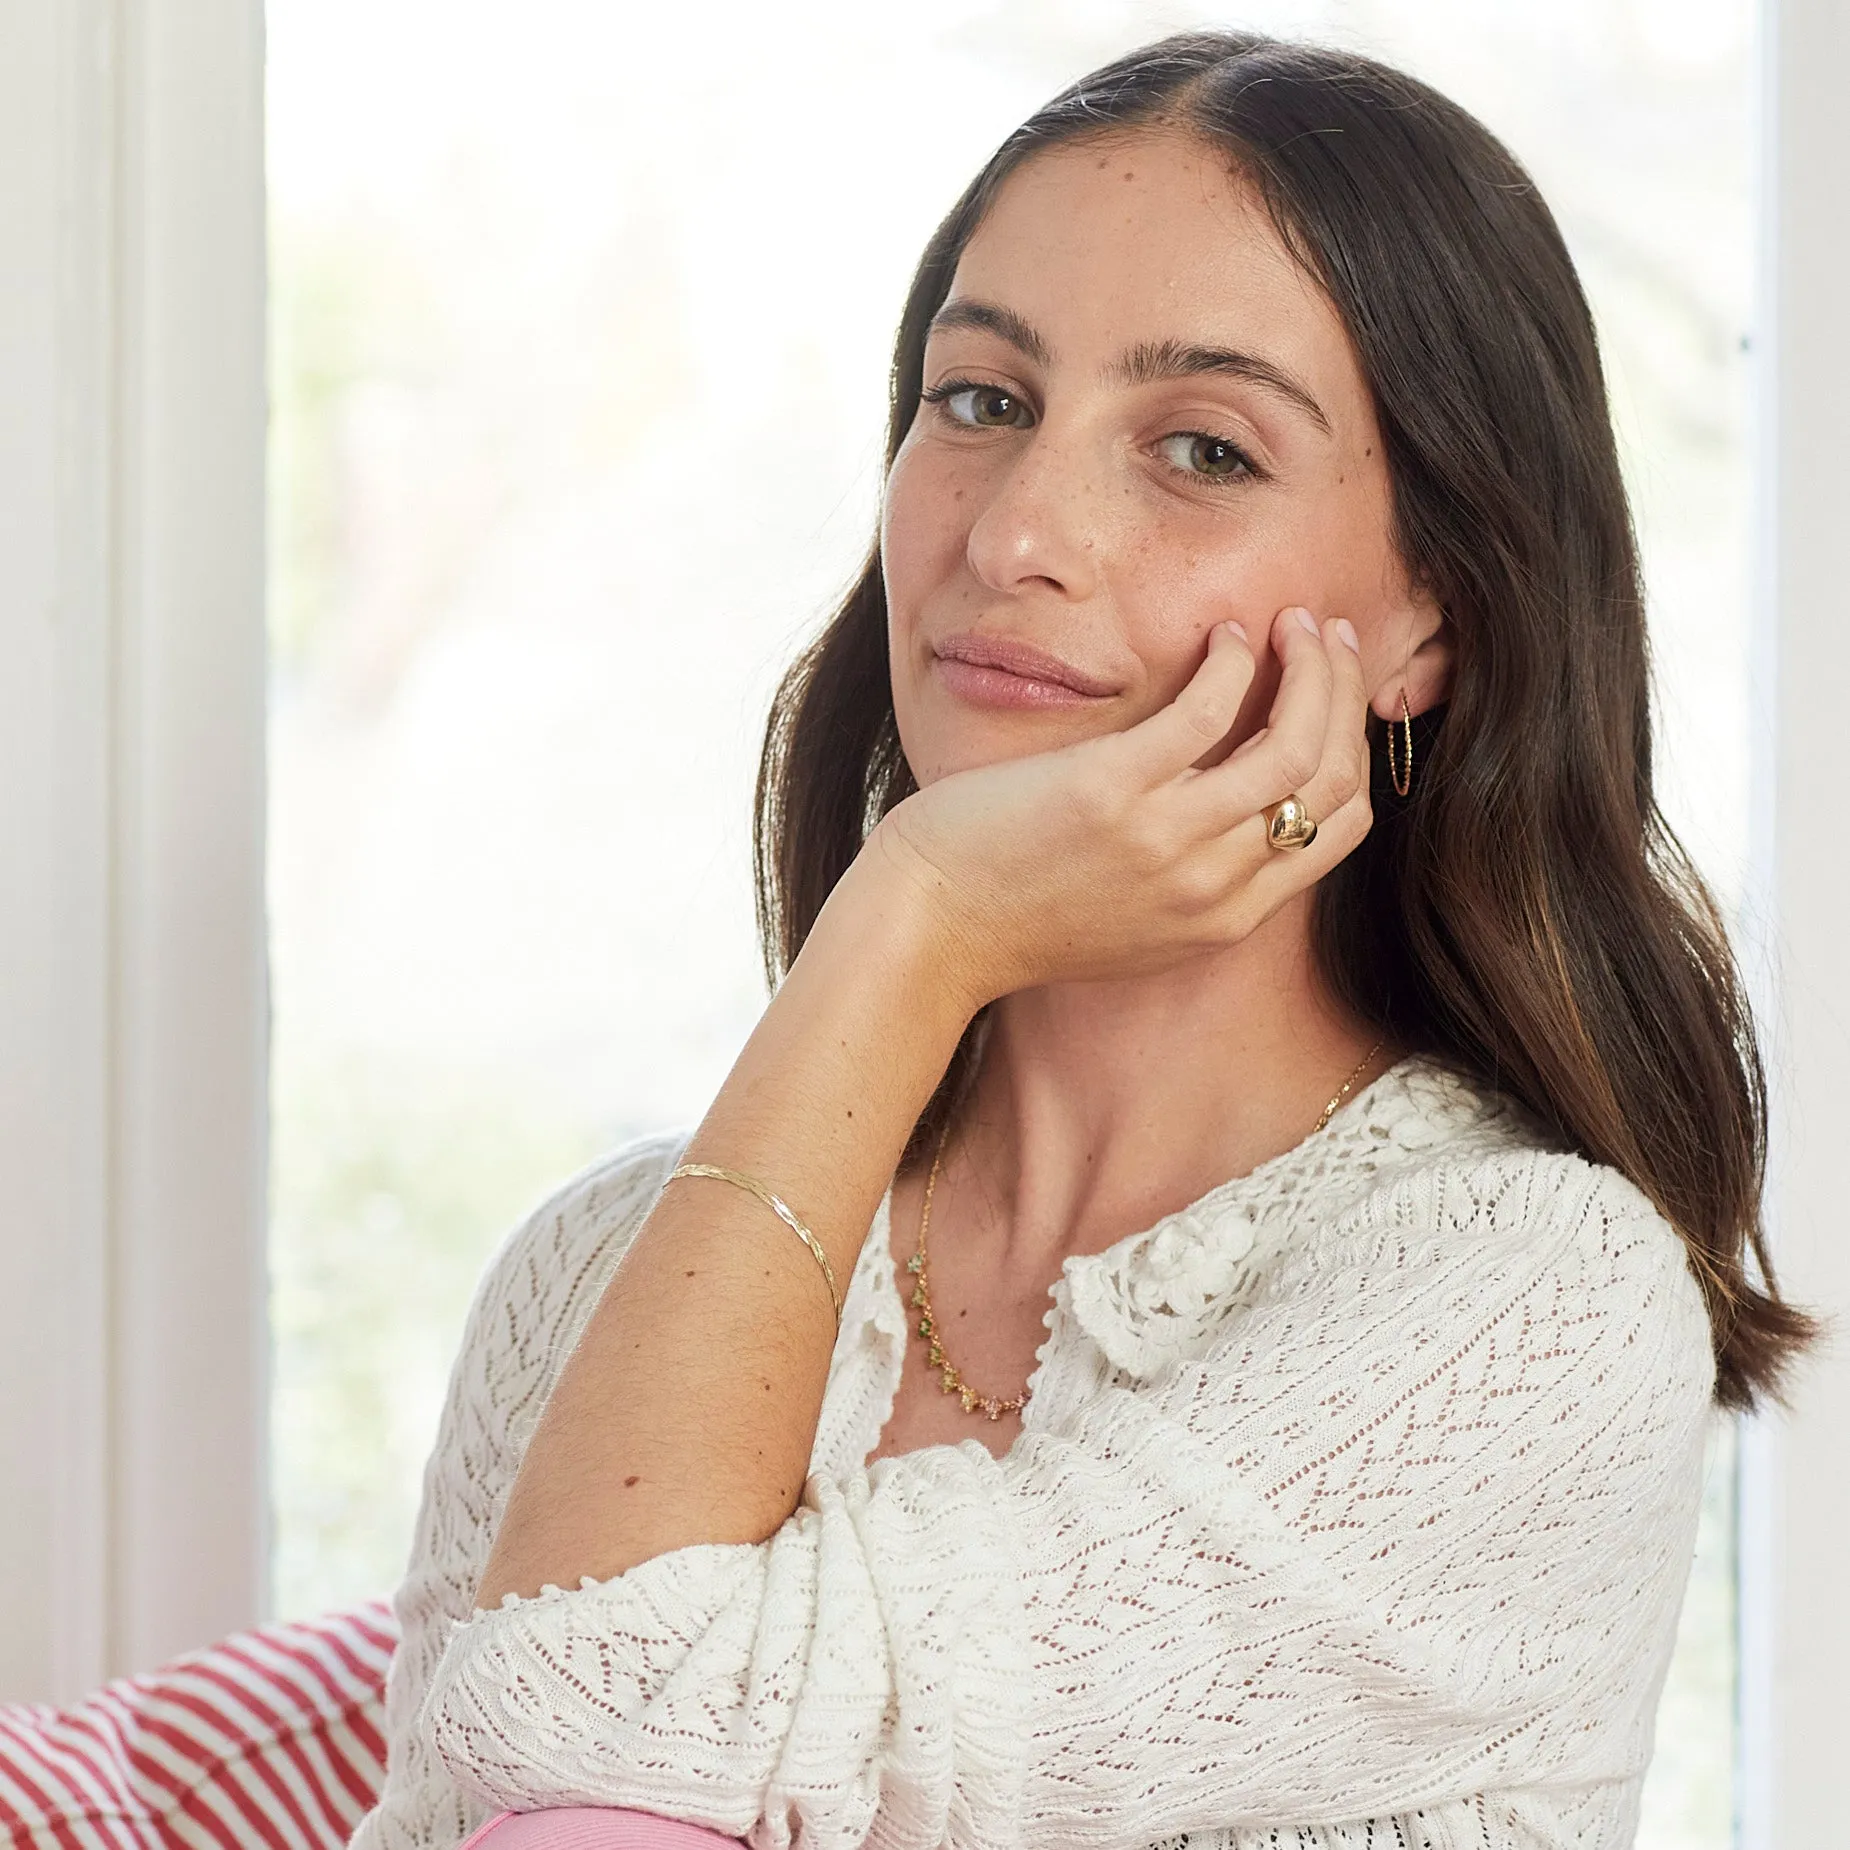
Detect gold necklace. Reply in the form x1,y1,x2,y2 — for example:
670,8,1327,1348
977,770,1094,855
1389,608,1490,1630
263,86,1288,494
1313,1036,1387,1134
907,1037,1388,1420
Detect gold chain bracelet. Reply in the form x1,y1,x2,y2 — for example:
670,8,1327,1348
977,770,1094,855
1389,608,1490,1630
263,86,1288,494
666,1162,843,1328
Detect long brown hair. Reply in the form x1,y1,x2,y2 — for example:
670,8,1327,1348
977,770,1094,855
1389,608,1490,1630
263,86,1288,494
751,32,1812,1408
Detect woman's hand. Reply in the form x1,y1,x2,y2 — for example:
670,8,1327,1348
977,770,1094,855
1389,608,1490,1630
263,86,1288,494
869,606,1373,1009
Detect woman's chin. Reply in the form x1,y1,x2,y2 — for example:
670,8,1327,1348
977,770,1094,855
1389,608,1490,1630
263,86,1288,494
898,706,1129,786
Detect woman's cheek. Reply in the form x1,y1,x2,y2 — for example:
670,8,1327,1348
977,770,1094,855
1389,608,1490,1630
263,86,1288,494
878,441,921,593
1116,533,1290,746
883,447,965,629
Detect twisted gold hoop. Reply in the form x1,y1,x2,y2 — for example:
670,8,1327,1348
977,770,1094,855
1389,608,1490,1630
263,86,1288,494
1386,691,1414,799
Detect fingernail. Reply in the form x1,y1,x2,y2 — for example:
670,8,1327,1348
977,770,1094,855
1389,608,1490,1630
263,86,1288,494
1291,607,1319,636
1217,618,1248,644
1334,618,1360,653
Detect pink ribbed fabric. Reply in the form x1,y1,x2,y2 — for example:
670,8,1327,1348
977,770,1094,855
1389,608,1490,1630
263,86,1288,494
459,1810,742,1850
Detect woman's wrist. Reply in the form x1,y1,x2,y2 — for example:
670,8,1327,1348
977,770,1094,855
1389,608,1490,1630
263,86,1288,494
791,825,999,1028
810,822,1002,1026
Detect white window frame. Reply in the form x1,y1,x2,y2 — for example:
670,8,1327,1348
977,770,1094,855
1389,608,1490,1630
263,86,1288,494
1738,0,1850,1839
0,0,267,1699
0,4,1842,1839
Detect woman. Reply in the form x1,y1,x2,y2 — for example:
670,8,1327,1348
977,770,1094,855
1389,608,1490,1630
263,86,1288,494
353,32,1810,1850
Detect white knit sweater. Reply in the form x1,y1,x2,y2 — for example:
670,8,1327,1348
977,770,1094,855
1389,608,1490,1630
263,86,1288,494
351,1057,1714,1850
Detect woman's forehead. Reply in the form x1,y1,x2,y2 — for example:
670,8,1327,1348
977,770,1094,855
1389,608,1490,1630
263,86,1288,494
946,132,1357,398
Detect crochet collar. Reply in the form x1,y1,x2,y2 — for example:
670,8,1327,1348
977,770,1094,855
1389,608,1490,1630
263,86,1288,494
846,1054,1514,1387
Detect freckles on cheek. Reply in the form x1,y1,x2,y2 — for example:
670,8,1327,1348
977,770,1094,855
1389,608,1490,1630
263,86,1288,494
884,451,975,616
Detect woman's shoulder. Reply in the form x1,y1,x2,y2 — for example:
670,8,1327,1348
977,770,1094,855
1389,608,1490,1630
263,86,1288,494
1313,1056,1703,1288
1067,1055,1713,1396
1297,1059,1717,1400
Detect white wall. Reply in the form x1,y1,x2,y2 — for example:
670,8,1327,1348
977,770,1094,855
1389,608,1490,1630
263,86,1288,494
0,0,267,1700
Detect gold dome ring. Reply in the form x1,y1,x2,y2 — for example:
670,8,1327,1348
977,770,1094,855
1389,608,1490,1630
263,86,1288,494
1264,795,1319,851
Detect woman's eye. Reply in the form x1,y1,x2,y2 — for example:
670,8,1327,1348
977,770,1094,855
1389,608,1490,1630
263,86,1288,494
1158,432,1256,482
926,382,1034,429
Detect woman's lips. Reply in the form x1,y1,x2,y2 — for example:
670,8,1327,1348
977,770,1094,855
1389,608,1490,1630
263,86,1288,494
932,632,1119,710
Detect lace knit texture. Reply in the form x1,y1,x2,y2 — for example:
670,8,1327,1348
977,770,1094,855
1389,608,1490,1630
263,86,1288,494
350,1058,1714,1850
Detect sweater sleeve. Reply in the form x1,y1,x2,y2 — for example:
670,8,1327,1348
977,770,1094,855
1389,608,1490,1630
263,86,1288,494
418,1150,1715,1850
349,1133,689,1850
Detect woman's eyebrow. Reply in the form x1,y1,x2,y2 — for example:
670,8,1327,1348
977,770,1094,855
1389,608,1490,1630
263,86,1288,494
926,298,1053,368
925,302,1331,437
1113,338,1332,434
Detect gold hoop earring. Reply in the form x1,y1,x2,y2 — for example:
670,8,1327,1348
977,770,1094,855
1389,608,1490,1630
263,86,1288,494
1386,691,1414,799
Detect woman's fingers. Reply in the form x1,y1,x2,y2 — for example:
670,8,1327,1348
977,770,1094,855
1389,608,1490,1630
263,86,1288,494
1220,606,1335,803
1118,620,1257,783
1111,602,1372,893
1292,616,1372,822
1234,618,1373,881
1185,770,1373,924
1178,608,1354,832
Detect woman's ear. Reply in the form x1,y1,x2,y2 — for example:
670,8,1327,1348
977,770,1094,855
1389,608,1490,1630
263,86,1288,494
1369,594,1453,722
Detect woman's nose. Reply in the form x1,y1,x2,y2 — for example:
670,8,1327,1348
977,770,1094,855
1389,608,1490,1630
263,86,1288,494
962,426,1107,602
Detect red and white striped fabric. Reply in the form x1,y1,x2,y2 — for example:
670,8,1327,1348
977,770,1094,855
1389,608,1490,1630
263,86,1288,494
0,1601,398,1850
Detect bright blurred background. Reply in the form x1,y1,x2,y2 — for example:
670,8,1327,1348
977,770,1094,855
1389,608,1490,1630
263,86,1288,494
265,3,1754,1843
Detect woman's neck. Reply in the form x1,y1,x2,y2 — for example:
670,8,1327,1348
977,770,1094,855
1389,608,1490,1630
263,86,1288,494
950,894,1387,1269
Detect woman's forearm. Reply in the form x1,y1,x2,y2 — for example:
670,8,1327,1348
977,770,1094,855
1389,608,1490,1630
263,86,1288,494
474,844,980,1608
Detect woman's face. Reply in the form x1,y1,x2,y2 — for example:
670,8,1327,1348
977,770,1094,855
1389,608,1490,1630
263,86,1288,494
883,130,1440,787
